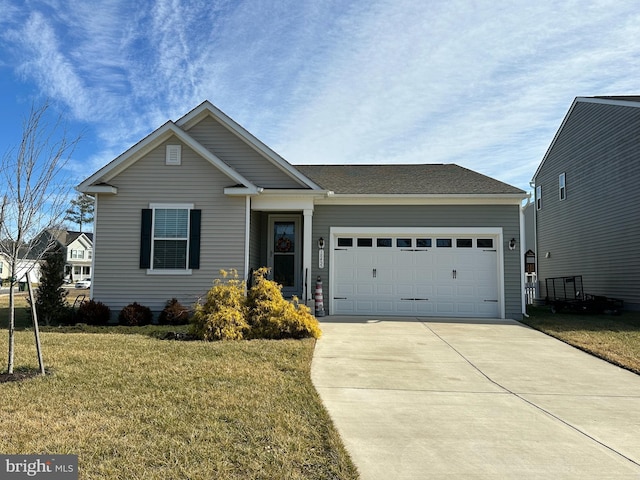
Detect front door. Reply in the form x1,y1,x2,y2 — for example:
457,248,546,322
268,215,301,298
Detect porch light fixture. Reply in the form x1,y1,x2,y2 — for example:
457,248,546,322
508,238,517,251
318,237,325,249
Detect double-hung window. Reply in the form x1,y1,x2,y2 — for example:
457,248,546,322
140,203,201,274
559,173,566,200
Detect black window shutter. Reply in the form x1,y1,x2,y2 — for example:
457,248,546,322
140,209,152,269
189,209,201,269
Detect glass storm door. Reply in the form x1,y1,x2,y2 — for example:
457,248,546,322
269,216,301,297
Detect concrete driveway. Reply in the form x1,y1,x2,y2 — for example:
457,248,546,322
311,317,640,479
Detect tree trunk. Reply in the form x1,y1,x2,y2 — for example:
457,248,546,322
26,274,45,375
7,280,15,374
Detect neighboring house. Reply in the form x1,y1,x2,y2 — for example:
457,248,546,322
31,229,94,282
532,96,640,311
0,242,41,286
78,101,527,319
64,231,93,282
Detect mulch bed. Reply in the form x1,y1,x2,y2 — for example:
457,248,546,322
0,370,44,383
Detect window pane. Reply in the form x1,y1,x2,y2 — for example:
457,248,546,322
456,239,472,248
436,239,452,248
396,238,412,248
154,240,187,269
477,239,493,248
357,238,373,247
377,238,392,247
155,209,188,238
337,238,353,247
273,255,295,286
416,239,432,248
274,221,295,253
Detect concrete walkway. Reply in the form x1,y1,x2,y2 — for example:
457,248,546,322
311,317,640,479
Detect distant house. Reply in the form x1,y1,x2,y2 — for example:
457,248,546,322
30,229,94,282
78,101,527,319
532,96,640,311
0,241,42,285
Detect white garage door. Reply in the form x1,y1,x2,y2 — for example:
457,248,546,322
332,234,500,317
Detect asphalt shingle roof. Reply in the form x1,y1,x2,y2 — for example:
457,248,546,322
295,164,524,195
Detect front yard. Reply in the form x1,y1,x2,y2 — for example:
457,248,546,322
0,329,358,479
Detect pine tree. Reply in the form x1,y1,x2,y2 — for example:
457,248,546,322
65,193,94,232
35,247,69,325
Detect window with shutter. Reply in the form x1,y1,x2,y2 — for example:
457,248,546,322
140,204,200,274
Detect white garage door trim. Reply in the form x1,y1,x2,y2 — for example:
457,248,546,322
328,227,505,318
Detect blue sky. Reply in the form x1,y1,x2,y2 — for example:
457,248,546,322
1,0,639,195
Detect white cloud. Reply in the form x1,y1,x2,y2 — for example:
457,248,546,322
3,0,640,191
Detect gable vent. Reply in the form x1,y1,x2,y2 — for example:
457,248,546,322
166,145,181,165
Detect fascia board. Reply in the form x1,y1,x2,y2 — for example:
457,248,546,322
78,184,118,194
578,96,640,109
177,101,323,190
77,121,175,191
77,121,256,192
531,98,579,184
314,193,526,206
529,96,640,183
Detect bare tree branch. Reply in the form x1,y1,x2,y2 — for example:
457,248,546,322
0,100,81,374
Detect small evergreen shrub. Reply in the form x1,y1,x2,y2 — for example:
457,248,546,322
246,267,321,340
76,300,111,326
191,270,249,340
118,302,153,326
158,298,190,325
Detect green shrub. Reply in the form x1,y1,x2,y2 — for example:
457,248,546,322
118,302,153,326
190,270,249,340
246,267,321,340
76,299,111,325
158,298,190,325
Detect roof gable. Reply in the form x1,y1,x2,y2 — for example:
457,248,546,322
533,96,640,181
78,121,258,194
296,164,525,195
177,101,322,190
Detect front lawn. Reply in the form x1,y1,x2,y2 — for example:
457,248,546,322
0,330,358,479
521,307,640,375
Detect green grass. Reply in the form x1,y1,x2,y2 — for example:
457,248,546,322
521,306,640,375
1,292,358,478
0,330,358,479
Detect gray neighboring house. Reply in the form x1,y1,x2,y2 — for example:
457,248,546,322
78,101,527,319
532,96,640,311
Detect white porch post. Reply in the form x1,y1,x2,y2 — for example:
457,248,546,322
303,208,313,304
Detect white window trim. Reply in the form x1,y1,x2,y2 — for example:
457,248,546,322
536,186,542,210
559,173,566,200
147,203,194,275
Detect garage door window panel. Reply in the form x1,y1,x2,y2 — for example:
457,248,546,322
437,239,452,248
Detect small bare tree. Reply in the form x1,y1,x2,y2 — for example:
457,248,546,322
0,101,80,375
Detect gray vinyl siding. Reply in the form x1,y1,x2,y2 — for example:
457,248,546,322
186,116,303,189
93,138,246,316
535,101,640,310
309,204,523,319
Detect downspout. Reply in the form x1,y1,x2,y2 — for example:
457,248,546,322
520,197,529,318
